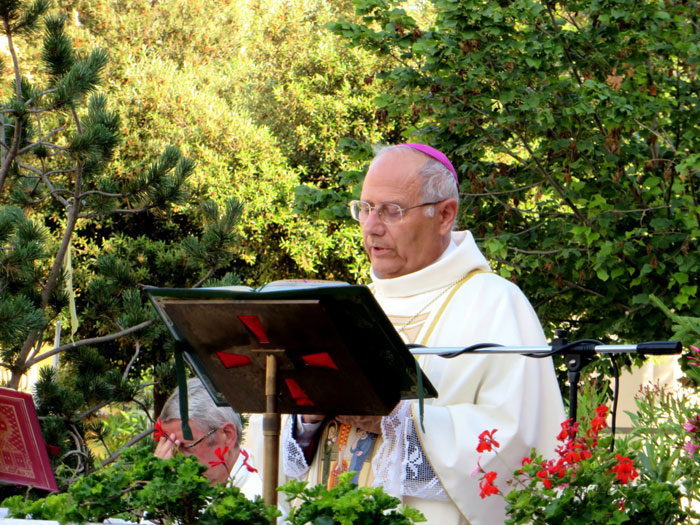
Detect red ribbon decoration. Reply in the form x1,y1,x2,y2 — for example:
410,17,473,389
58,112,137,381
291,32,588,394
302,352,338,370
241,449,258,473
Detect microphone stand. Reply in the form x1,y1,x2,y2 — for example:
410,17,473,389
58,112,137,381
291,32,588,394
408,336,682,423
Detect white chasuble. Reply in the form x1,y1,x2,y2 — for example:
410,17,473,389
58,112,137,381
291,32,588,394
280,231,565,525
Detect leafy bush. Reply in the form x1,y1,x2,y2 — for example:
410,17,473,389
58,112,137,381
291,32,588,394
473,355,700,525
2,446,278,524
280,472,426,524
2,451,427,524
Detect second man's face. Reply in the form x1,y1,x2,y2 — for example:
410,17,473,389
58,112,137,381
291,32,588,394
159,419,228,484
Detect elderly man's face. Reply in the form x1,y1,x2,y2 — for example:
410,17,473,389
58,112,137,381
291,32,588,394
360,150,453,279
160,419,230,484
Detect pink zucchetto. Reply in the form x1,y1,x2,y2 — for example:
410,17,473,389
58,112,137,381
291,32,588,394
397,143,458,185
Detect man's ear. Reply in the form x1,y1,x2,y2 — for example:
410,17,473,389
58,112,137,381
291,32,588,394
438,198,458,234
220,422,238,448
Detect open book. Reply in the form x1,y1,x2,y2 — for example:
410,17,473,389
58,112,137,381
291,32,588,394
208,279,351,293
147,280,436,416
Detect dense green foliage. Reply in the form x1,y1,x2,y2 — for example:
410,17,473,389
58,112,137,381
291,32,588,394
2,445,279,524
2,0,698,510
321,0,699,345
0,0,204,490
0,0,398,497
62,0,393,283
280,472,426,524
2,455,426,524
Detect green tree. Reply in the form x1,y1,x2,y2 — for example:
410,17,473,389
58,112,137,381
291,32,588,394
1,0,404,494
321,0,699,344
0,0,247,491
63,0,400,284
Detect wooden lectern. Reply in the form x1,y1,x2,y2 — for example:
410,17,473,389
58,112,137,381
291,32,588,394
148,283,436,506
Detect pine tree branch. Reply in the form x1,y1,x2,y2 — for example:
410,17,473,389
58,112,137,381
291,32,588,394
131,397,154,421
21,192,67,207
0,18,25,194
122,340,140,382
80,189,124,198
17,128,67,154
111,206,152,214
4,16,22,107
9,112,87,386
100,427,153,467
39,164,82,312
27,330,47,364
74,399,111,422
24,320,155,368
45,168,76,177
25,88,58,109
79,206,155,219
192,268,216,288
18,140,69,155
18,162,73,206
18,162,42,175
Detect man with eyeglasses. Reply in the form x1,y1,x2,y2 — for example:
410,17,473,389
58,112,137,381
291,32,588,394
282,144,564,525
155,378,262,499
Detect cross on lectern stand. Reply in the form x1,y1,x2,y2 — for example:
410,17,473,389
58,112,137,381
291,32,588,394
148,284,437,506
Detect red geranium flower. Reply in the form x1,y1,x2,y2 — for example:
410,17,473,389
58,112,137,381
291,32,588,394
590,406,609,435
208,446,229,468
610,455,638,484
536,469,553,489
241,449,258,473
154,418,166,442
557,418,579,441
519,456,533,474
479,471,499,498
477,429,500,453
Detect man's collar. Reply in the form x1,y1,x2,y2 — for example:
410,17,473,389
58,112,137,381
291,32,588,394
436,239,458,262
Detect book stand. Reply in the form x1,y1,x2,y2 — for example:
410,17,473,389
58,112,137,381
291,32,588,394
148,285,436,505
150,284,683,505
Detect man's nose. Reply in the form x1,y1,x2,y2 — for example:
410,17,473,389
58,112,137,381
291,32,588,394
361,207,385,234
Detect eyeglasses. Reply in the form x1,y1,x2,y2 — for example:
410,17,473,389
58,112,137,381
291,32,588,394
348,199,444,225
180,426,218,450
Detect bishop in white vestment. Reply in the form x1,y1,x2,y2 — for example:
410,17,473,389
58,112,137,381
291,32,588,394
280,144,565,524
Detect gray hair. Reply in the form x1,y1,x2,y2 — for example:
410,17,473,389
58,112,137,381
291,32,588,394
371,145,459,219
160,378,243,447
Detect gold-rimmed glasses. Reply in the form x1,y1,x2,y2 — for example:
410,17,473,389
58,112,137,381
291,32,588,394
180,426,219,450
348,199,444,224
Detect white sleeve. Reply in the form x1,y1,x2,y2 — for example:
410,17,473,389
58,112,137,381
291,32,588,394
281,415,313,479
372,401,448,500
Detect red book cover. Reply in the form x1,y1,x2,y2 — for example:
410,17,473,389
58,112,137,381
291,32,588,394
0,387,58,491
